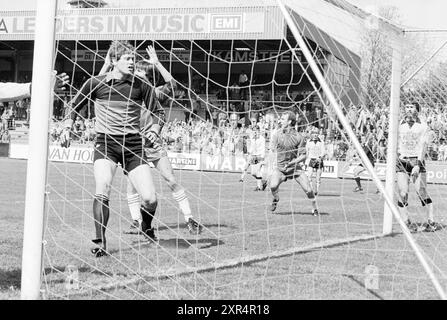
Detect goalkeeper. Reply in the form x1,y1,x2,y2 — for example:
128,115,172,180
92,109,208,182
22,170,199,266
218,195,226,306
62,41,167,257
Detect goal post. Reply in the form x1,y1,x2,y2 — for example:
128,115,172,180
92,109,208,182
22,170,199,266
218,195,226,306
383,35,403,235
277,0,446,300
20,0,58,300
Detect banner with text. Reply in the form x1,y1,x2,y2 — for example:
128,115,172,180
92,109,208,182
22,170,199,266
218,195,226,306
339,161,447,184
9,144,202,169
167,152,201,171
8,145,447,184
0,8,283,40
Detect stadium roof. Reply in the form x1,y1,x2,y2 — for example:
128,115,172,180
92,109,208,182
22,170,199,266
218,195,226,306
102,0,402,55
0,0,402,58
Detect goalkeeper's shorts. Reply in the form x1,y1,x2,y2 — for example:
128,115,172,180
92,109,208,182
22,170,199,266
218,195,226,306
396,157,426,175
94,133,145,175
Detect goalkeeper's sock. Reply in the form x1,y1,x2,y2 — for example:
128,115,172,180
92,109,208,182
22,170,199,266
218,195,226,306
141,202,156,231
127,193,142,224
93,194,110,245
355,177,362,188
173,189,192,222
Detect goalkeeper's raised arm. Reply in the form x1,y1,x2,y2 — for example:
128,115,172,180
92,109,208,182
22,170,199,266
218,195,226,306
144,45,177,102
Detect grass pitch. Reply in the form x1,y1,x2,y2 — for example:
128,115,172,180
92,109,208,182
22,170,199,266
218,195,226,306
1,158,447,299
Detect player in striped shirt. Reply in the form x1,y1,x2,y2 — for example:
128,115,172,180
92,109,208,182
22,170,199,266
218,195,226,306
268,110,319,215
396,103,442,232
240,126,268,191
305,129,325,195
125,57,203,235
63,41,170,256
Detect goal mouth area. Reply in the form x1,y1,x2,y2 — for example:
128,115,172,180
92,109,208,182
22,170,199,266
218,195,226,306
43,231,385,299
16,0,447,301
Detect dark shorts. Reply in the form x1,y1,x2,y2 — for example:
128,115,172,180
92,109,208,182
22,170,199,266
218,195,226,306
144,137,168,163
396,157,426,175
94,133,145,175
308,158,324,169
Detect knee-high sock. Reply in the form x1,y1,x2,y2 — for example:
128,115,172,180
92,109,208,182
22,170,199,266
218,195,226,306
421,198,434,222
172,189,192,222
93,194,110,245
427,203,434,221
140,202,157,231
398,201,409,222
307,191,318,211
271,188,279,201
127,193,142,223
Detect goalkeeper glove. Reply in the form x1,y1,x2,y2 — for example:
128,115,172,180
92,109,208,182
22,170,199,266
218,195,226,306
145,130,160,147
60,128,71,148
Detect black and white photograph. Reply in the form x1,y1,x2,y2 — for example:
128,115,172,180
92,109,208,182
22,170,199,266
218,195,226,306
1,0,447,304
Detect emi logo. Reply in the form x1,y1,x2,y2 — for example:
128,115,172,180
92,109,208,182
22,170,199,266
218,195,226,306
211,15,242,32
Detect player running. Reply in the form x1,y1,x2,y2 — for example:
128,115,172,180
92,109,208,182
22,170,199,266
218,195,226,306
239,126,268,191
305,129,325,195
126,57,203,235
268,110,319,216
63,41,170,257
396,103,442,232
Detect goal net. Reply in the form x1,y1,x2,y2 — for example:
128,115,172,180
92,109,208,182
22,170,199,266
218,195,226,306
20,0,447,299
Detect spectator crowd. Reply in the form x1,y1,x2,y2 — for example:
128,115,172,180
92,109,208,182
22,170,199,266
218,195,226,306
3,72,447,162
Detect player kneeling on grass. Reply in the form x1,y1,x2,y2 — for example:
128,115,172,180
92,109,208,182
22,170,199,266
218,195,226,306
268,110,319,216
62,41,166,257
240,126,267,191
396,103,442,233
305,129,325,195
126,58,203,235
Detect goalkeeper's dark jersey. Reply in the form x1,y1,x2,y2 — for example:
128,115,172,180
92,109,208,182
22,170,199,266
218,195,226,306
68,72,168,135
